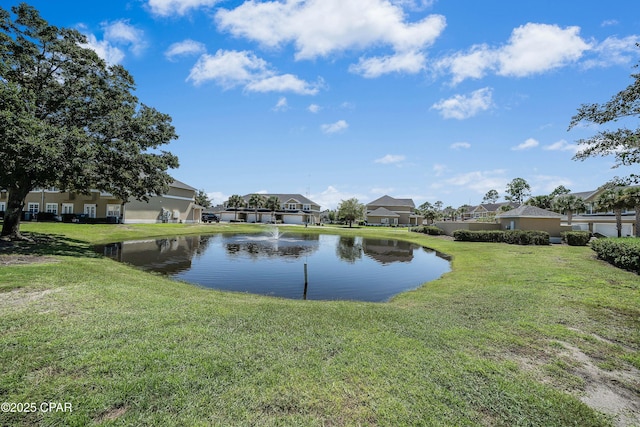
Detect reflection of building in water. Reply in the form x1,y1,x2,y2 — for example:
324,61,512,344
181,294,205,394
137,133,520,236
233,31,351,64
224,233,320,260
100,236,203,274
361,238,418,264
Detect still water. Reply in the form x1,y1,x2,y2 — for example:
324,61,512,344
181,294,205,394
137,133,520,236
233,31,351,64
96,231,450,302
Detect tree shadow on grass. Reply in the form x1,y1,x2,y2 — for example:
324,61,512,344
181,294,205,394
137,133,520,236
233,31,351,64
0,232,98,258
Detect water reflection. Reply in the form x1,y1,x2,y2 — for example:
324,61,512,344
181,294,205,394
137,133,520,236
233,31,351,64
96,233,450,302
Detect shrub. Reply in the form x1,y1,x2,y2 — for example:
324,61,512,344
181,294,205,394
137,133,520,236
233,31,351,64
411,226,444,235
505,230,549,245
453,229,549,245
562,231,591,246
590,238,640,274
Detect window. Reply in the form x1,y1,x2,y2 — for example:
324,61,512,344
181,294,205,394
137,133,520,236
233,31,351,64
62,204,74,214
46,203,58,214
287,203,297,210
303,204,310,211
84,204,96,218
27,203,39,214
106,204,121,217
0,202,5,213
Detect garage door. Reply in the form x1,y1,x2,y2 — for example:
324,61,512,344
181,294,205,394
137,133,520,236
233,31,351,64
593,223,633,237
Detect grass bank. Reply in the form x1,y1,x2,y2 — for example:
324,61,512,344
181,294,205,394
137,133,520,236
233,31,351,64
1,223,638,426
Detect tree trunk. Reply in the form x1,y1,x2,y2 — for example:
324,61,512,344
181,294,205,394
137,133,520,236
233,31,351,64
1,187,29,240
615,209,622,238
567,210,573,225
636,205,640,238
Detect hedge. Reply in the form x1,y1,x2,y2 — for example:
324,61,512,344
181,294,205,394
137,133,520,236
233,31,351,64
410,225,444,236
561,231,592,246
590,238,640,274
453,229,550,245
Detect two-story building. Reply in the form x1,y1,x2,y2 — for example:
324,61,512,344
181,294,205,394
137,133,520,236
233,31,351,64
365,195,423,226
0,180,202,224
218,194,321,225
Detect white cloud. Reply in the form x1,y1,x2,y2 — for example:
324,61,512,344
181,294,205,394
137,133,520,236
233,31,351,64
102,20,147,56
310,185,367,210
438,23,591,84
450,142,471,150
321,120,349,134
188,50,269,88
512,138,539,151
206,191,229,206
431,87,493,120
308,104,321,113
187,49,320,95
530,175,574,195
436,44,497,85
350,50,426,78
441,169,509,196
374,154,406,164
245,74,321,95
583,35,640,69
273,97,288,111
432,163,447,176
543,139,579,152
497,23,589,77
147,0,221,16
81,33,125,65
80,20,146,64
165,39,206,61
216,0,446,76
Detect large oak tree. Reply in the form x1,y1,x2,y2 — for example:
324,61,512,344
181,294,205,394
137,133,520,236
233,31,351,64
0,4,179,238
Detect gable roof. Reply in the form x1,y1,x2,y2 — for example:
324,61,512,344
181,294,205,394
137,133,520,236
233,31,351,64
367,195,415,208
367,207,400,217
170,179,197,192
497,205,562,218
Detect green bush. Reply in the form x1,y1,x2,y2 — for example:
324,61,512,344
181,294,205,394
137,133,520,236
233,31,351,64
561,231,591,246
453,229,549,245
411,225,444,235
590,238,640,274
504,230,550,245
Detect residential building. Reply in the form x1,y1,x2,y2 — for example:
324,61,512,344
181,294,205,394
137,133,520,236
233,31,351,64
366,195,423,226
218,194,321,225
563,186,638,237
0,180,202,224
469,202,520,220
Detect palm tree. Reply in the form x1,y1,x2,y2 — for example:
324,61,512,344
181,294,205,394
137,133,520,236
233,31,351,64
622,186,640,237
594,188,628,237
265,195,281,224
226,194,245,222
552,194,586,226
248,193,266,223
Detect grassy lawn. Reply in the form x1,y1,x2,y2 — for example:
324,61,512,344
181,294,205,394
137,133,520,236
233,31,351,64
1,222,638,426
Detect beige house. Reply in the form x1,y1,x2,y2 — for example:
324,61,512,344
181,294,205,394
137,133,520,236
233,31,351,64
563,187,638,237
3,180,202,224
366,195,423,226
218,194,321,225
496,205,571,238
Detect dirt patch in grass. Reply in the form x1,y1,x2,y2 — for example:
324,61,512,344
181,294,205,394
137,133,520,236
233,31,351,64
0,254,59,266
0,288,61,306
94,405,128,423
559,342,640,427
512,340,639,427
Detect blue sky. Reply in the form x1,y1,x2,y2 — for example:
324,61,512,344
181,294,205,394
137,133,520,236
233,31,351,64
15,0,640,209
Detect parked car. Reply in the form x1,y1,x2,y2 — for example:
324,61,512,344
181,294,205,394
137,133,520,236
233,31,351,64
201,213,219,223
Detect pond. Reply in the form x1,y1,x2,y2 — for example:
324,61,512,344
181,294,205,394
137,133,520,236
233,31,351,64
96,230,451,302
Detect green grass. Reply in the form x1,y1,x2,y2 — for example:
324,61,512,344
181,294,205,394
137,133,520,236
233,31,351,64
1,222,638,426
